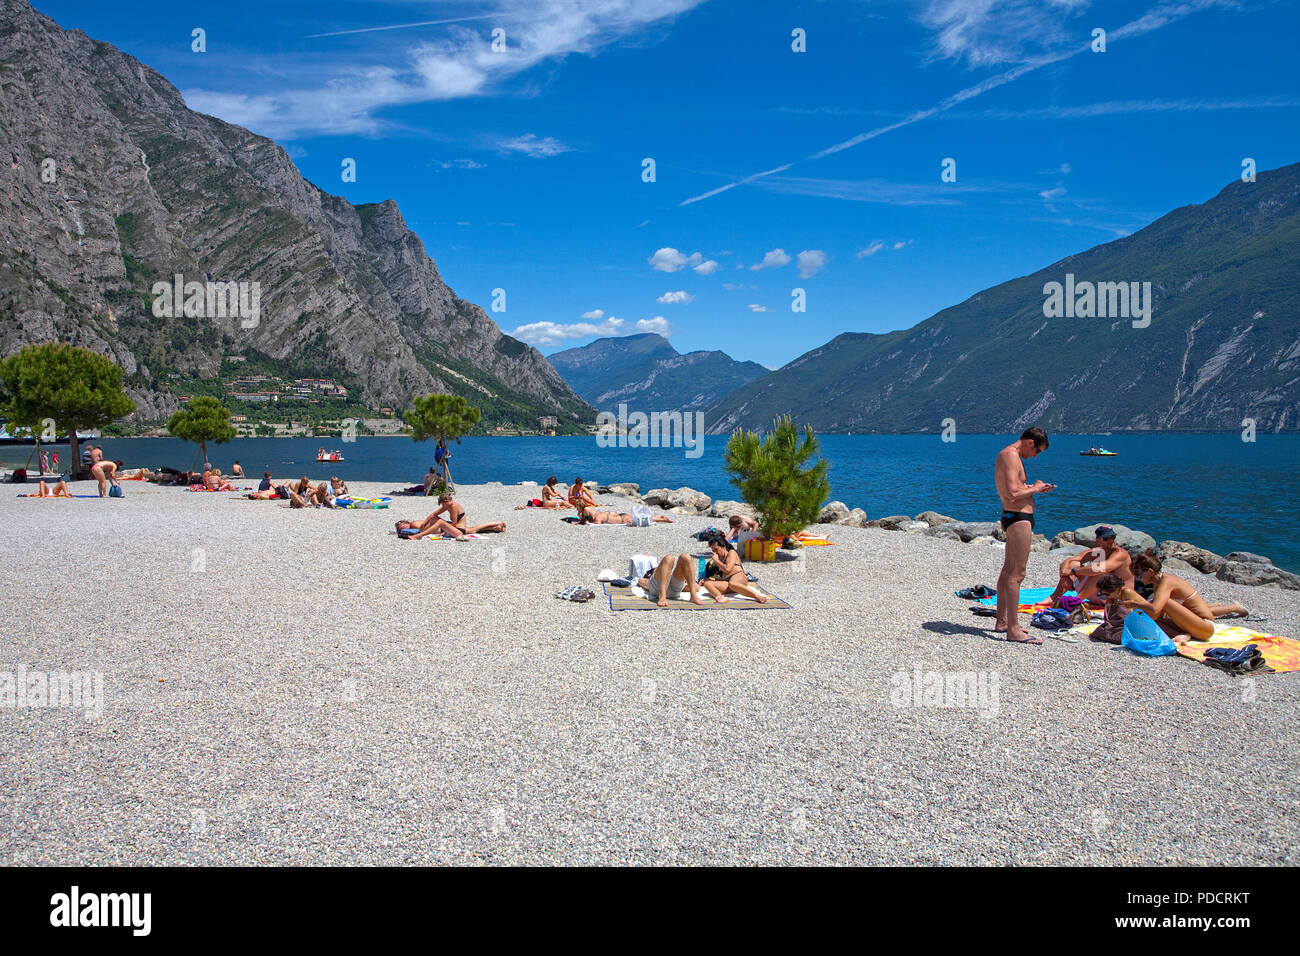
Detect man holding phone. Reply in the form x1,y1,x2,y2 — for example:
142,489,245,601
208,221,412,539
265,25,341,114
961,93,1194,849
994,427,1054,644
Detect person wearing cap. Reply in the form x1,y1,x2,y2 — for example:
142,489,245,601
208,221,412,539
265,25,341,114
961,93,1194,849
1049,525,1134,607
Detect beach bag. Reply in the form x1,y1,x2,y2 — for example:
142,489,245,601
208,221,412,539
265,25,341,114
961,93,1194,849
109,485,123,498
743,537,778,562
1091,602,1131,644
630,504,653,527
1121,609,1176,656
11,468,26,484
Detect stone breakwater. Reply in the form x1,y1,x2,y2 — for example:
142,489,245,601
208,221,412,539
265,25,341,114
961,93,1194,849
583,482,1299,591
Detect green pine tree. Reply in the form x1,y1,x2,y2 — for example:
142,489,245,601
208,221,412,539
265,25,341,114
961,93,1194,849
167,396,237,466
724,416,831,540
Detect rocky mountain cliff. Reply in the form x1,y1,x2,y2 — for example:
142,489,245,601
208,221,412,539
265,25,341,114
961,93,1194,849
549,333,767,413
0,0,589,424
708,163,1300,434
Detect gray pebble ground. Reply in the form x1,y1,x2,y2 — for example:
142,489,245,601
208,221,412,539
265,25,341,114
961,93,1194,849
2,479,1297,865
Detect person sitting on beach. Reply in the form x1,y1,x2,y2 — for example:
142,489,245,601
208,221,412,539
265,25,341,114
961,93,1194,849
231,461,244,478
289,476,333,508
329,476,350,498
258,471,274,492
579,510,673,524
568,477,596,517
727,514,761,541
1049,525,1134,606
400,493,506,538
541,476,571,508
202,468,236,492
699,533,770,604
20,480,72,498
1102,552,1237,643
89,446,122,497
636,554,707,607
423,467,440,495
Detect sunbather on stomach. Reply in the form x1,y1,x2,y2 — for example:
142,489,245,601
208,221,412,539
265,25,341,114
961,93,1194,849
580,511,672,524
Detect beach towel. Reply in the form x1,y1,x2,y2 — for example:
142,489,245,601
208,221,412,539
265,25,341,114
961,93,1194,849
1174,627,1300,674
602,582,791,611
978,587,1076,614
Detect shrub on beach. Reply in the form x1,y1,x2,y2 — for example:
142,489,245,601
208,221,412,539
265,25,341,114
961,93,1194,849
724,416,831,540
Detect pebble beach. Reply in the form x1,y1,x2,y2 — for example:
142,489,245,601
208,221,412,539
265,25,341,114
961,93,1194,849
3,478,1298,865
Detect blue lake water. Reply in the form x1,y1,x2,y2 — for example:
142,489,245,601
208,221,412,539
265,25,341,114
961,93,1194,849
11,432,1298,571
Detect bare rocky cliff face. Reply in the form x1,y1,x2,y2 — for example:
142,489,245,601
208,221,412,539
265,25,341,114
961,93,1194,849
0,0,589,423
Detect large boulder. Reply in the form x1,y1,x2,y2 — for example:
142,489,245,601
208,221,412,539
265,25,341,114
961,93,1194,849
839,508,868,528
867,514,913,531
914,510,955,527
819,501,850,524
1051,531,1076,549
708,499,758,519
1074,523,1156,555
968,535,1001,546
1159,557,1202,575
1155,540,1227,574
929,526,963,542
643,487,712,513
602,482,641,496
1226,551,1272,565
931,521,1002,543
1029,535,1052,553
1216,561,1300,590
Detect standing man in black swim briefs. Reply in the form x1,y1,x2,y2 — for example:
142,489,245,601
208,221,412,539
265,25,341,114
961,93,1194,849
994,427,1055,644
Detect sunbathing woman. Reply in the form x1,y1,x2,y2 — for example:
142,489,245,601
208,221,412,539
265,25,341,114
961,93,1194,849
405,493,506,538
568,477,596,517
1100,552,1220,643
699,534,769,604
541,476,571,508
20,480,72,498
90,447,121,497
579,511,672,524
202,468,236,492
289,477,333,508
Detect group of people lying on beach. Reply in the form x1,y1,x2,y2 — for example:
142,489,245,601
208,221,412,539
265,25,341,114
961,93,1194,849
395,492,506,539
245,472,354,508
996,427,1249,646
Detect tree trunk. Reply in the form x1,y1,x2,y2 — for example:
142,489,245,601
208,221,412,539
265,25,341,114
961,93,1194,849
68,432,82,479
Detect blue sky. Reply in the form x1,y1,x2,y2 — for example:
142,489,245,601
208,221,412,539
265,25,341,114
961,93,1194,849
34,0,1300,369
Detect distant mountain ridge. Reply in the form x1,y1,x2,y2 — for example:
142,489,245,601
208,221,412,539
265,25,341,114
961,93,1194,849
548,333,767,413
0,0,589,425
706,163,1300,434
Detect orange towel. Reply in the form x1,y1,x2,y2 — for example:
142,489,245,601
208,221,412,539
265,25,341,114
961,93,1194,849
1176,635,1300,673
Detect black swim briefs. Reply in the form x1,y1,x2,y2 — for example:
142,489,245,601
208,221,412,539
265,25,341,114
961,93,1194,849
1000,510,1035,531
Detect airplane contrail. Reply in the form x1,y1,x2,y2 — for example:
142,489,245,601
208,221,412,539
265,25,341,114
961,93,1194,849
306,14,498,39
679,0,1228,206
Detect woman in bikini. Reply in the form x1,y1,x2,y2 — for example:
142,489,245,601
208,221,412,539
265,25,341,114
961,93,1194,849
1107,552,1220,643
89,446,121,497
20,480,72,498
404,493,506,538
699,535,769,604
568,477,596,518
579,511,672,524
540,476,571,508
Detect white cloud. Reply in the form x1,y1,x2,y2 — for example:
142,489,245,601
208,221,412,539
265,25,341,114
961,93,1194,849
920,0,1093,68
636,317,672,335
440,158,486,169
796,250,827,278
649,248,688,272
892,240,912,250
693,259,719,275
856,240,884,258
513,316,625,347
747,304,770,313
496,133,572,158
750,248,791,271
184,1,707,139
1039,186,1067,200
657,291,695,304
581,309,605,319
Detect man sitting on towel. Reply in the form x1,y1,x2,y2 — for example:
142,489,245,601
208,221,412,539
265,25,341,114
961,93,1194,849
1049,525,1134,607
